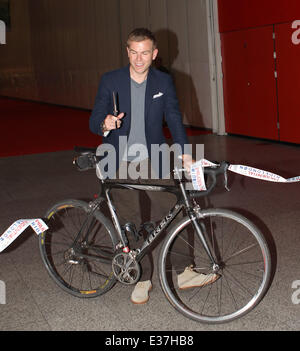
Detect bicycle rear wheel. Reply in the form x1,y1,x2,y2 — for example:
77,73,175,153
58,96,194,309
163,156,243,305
39,199,118,298
158,208,271,323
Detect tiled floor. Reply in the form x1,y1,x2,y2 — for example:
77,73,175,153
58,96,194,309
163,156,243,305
0,133,299,331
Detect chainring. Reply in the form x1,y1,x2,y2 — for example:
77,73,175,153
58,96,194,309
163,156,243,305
112,252,141,285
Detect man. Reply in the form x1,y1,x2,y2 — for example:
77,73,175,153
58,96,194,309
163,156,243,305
89,28,217,304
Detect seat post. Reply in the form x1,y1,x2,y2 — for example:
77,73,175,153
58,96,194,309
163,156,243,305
104,188,128,248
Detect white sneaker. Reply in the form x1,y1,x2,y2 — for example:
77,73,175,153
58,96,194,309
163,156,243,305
177,266,219,290
131,280,152,304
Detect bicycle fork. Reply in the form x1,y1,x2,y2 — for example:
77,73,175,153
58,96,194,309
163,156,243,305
189,213,220,272
176,168,219,272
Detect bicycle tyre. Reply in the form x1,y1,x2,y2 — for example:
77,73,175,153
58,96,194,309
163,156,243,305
158,208,272,324
39,199,118,298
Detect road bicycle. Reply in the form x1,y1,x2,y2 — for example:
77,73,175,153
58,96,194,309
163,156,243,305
39,147,272,324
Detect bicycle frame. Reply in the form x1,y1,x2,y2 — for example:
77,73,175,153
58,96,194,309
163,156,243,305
102,181,183,253
96,169,218,268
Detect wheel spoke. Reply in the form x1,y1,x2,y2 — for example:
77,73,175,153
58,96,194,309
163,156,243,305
39,201,117,297
159,209,271,323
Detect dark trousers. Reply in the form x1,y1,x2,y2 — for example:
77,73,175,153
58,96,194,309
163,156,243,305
110,159,193,281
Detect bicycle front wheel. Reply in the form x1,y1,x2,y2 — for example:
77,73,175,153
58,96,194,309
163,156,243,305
159,208,271,324
39,199,118,298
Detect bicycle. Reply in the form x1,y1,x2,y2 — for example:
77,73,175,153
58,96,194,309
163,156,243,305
39,147,272,324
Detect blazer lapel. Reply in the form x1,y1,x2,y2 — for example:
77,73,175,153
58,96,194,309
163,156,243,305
119,65,131,135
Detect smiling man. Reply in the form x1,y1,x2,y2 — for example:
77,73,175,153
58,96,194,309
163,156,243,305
89,28,217,305
127,33,158,83
89,28,192,172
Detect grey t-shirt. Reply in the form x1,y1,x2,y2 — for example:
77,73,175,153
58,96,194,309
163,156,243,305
122,78,148,162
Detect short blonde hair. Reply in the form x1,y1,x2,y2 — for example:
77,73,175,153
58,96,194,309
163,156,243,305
127,28,157,49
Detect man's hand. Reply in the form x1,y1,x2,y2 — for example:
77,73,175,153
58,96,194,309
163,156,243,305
181,154,195,174
102,112,124,132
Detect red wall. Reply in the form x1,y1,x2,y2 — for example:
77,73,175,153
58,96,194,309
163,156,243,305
275,22,300,144
218,0,300,33
221,26,278,140
218,0,300,143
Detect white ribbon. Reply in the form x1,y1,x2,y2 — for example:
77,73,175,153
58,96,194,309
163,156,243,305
228,164,300,183
191,159,300,191
0,218,48,253
2,160,299,251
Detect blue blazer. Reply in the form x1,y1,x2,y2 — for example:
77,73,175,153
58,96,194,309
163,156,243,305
89,65,189,178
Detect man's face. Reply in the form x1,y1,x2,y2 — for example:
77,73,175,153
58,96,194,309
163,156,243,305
127,39,158,78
